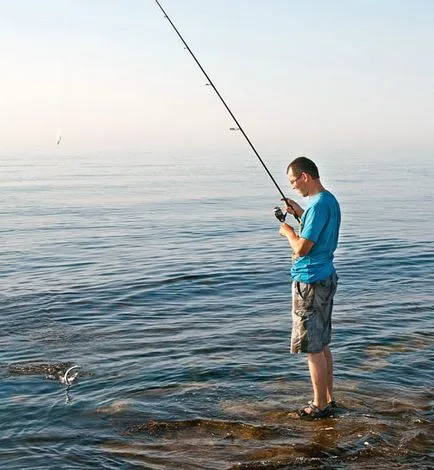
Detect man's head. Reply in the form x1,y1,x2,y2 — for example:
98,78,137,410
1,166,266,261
287,157,321,197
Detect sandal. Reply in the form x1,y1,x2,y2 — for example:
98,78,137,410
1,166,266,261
309,399,337,410
298,401,332,420
328,400,337,409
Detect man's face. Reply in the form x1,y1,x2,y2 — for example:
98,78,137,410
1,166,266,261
288,168,307,197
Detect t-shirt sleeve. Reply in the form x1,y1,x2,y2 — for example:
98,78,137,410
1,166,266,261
300,203,329,243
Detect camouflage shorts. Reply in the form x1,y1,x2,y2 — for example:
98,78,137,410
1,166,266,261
291,273,338,354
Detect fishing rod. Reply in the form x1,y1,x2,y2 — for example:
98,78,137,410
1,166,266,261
154,0,300,224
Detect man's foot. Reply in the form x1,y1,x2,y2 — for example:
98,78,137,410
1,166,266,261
309,399,337,410
328,399,337,409
298,402,332,420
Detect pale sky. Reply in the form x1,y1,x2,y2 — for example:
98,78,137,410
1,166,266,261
1,0,433,157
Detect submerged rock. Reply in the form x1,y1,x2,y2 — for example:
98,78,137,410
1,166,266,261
7,362,82,384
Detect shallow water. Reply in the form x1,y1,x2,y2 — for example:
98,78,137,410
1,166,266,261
1,151,433,469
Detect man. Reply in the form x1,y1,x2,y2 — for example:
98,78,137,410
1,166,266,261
279,156,340,420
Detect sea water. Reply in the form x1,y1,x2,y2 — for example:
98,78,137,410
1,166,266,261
1,151,433,469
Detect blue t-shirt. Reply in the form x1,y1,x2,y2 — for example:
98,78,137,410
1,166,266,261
291,190,341,283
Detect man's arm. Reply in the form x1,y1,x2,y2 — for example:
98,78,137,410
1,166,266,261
279,223,314,257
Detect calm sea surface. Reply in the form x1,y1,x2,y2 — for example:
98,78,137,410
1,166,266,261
1,151,433,469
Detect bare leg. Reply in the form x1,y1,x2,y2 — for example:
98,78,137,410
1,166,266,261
307,350,328,410
323,345,334,403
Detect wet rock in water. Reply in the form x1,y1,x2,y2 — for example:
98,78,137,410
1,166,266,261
97,400,131,415
7,362,83,383
125,418,297,441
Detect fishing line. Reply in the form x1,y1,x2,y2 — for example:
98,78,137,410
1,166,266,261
154,0,300,224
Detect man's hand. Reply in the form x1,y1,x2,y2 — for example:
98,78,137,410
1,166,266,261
279,222,314,257
279,223,294,238
282,198,304,218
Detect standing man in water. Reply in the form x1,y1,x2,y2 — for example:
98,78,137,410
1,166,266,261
279,157,341,420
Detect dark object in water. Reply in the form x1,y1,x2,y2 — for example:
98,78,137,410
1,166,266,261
8,362,79,383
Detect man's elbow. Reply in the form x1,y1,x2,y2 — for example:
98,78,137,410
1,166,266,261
295,247,310,257
295,240,314,257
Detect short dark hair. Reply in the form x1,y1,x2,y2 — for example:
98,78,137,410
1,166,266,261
287,157,319,179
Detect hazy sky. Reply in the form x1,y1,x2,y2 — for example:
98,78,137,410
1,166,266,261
1,0,433,156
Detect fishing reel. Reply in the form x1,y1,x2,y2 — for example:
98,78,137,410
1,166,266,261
273,206,287,223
